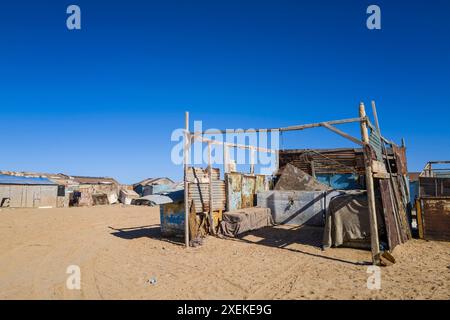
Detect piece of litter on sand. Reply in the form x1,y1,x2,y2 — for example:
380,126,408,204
147,277,157,285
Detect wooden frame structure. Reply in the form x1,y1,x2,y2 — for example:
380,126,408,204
182,101,402,265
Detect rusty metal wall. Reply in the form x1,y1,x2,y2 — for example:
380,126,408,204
419,177,450,197
242,175,256,208
226,173,267,210
420,197,450,241
279,148,365,175
226,172,242,211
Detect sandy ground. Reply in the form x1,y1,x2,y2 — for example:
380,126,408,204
0,205,449,300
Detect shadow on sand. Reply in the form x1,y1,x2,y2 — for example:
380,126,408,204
231,225,370,266
108,223,370,266
108,224,184,245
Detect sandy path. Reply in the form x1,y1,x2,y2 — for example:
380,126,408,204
0,205,448,299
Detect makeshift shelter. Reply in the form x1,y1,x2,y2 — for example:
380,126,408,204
415,161,450,241
133,177,175,196
0,174,58,208
176,101,411,266
119,188,140,205
70,176,119,206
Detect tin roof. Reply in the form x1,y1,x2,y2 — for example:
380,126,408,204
134,177,174,187
72,176,119,185
0,174,57,185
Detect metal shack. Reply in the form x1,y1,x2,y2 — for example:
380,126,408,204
416,161,450,241
0,174,58,208
133,177,175,196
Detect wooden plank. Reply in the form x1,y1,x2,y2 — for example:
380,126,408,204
321,122,364,146
373,172,391,179
184,112,190,247
372,160,388,174
416,198,424,239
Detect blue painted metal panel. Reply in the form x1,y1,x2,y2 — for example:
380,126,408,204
0,174,56,185
316,173,361,190
409,180,418,204
159,190,186,237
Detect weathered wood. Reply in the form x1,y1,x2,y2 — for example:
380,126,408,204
192,134,276,154
416,199,424,239
372,160,388,174
223,145,229,174
250,149,255,174
373,172,391,179
360,102,381,265
207,142,215,235
184,111,190,247
195,117,365,135
320,122,364,146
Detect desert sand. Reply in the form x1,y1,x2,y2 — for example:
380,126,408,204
0,205,448,300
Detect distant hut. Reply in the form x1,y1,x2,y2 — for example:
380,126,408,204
0,174,58,208
133,177,174,196
71,176,119,206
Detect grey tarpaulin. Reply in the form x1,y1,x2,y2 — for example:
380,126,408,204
220,207,274,237
322,191,385,249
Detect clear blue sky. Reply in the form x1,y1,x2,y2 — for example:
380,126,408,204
1,0,449,183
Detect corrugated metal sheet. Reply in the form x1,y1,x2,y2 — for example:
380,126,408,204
0,174,56,185
369,129,383,161
420,198,450,241
186,167,220,183
188,180,226,213
279,148,365,175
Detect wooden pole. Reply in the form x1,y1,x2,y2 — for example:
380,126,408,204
194,117,364,135
223,144,229,174
359,102,381,265
208,142,215,235
250,148,255,174
184,112,190,247
372,101,403,246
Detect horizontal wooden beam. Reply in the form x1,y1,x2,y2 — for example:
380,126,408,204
192,134,277,154
320,122,364,146
193,117,365,135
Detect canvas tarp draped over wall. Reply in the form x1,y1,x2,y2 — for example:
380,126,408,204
323,191,386,249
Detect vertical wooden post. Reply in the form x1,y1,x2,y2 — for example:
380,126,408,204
223,144,229,174
275,150,279,175
208,142,215,235
360,102,381,265
184,111,190,248
371,101,381,135
250,148,255,174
